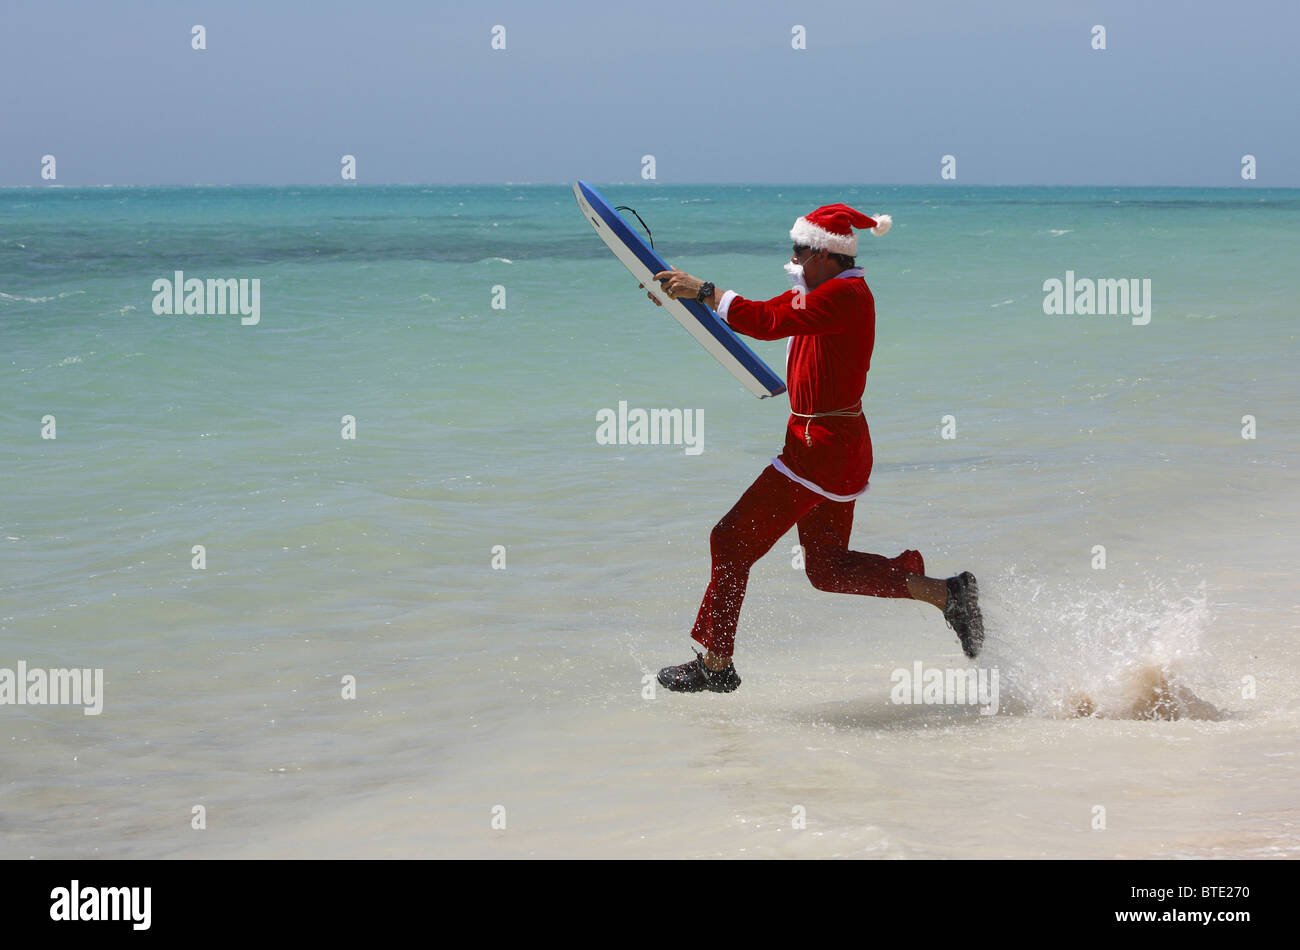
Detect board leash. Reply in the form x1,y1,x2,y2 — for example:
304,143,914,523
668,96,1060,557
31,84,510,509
613,205,655,250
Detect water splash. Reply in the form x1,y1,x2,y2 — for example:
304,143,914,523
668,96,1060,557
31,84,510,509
980,569,1224,721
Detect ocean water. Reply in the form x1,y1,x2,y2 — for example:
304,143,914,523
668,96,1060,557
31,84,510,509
2,184,1297,858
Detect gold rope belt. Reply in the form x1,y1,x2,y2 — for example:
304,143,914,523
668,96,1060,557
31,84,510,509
789,401,863,446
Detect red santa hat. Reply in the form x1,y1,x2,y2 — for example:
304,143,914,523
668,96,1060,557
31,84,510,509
790,203,892,256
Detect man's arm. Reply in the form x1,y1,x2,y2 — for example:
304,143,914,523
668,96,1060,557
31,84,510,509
648,268,721,309
721,286,858,340
645,268,856,339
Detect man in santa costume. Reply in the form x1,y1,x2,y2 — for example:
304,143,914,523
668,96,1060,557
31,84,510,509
646,202,983,693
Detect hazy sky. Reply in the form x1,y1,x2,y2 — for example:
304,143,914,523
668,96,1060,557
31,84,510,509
3,0,1295,186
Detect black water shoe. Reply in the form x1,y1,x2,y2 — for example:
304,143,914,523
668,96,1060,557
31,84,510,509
944,572,985,659
656,652,742,693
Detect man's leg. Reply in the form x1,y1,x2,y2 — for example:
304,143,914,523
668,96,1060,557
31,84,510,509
797,497,924,599
690,465,824,666
797,499,986,657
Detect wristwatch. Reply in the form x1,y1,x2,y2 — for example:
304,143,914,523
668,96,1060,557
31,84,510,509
695,281,715,304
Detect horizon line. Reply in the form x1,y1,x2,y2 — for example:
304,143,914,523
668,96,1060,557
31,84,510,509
2,181,1292,190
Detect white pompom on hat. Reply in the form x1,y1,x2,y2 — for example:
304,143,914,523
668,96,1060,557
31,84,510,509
790,203,892,256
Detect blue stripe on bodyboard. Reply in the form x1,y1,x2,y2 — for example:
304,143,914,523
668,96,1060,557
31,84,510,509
576,181,787,398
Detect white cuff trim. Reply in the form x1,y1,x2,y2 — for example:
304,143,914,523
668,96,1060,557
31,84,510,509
717,290,738,320
771,457,868,501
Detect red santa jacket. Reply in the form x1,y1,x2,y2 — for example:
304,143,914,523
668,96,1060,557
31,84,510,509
718,268,874,499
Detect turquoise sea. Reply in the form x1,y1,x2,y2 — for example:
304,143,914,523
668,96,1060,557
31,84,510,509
2,184,1298,857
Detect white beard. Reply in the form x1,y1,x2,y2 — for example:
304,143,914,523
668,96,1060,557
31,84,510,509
783,261,807,293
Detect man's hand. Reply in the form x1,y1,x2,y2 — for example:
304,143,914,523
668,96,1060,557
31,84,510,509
653,267,705,303
637,280,665,307
640,267,721,308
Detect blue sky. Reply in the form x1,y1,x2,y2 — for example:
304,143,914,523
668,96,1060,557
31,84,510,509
2,0,1295,186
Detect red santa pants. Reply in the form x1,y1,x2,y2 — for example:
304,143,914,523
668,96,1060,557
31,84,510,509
690,464,924,659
